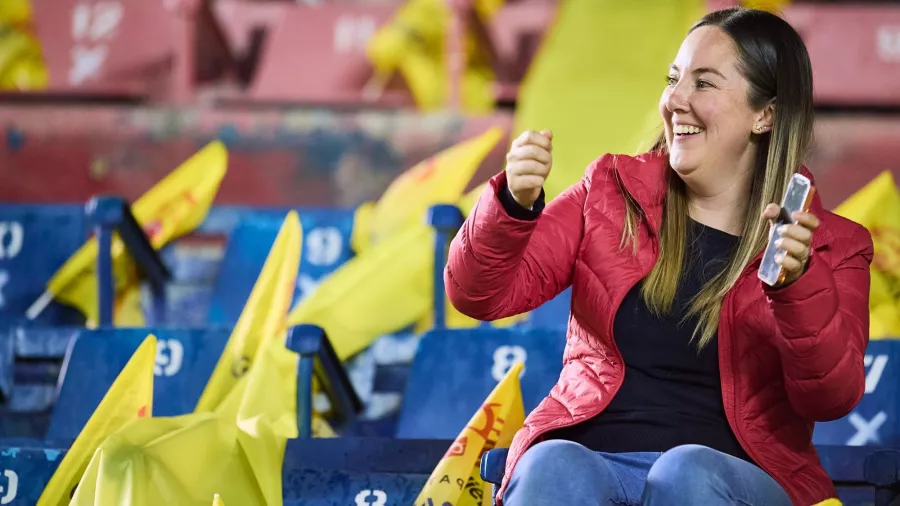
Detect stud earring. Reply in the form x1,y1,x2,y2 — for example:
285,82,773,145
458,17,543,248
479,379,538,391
755,125,762,133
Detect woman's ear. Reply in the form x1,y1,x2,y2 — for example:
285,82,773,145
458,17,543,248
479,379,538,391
753,102,775,134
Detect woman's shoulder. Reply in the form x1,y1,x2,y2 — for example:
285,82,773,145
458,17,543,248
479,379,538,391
819,209,875,262
582,151,668,199
584,151,667,178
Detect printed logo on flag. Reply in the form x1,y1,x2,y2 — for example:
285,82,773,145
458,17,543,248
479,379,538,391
446,436,467,458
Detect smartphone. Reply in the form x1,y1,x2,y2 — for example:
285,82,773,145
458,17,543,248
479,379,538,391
758,173,815,287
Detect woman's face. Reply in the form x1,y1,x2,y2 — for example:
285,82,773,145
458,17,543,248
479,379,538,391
659,26,768,187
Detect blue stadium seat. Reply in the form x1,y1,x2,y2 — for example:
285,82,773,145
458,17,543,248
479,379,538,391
0,204,87,328
46,327,231,441
0,328,82,438
0,325,362,504
394,327,566,439
398,324,900,448
282,438,448,506
0,440,66,505
206,209,355,325
0,437,445,505
814,340,900,448
525,287,571,329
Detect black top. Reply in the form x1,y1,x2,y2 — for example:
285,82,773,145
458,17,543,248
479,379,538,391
498,185,752,463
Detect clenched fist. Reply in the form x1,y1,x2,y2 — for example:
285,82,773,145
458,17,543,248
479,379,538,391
505,129,553,209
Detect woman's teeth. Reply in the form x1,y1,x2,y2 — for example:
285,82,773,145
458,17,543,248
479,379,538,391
674,125,705,135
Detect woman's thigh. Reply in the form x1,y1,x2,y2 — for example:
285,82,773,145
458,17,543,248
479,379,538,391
642,444,791,506
502,440,659,506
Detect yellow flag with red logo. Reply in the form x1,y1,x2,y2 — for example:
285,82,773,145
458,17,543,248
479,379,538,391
834,170,900,339
366,126,503,248
32,141,227,327
195,211,303,413
414,362,525,506
37,334,156,506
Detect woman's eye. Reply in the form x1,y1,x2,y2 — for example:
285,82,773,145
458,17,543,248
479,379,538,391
665,76,677,86
697,80,713,89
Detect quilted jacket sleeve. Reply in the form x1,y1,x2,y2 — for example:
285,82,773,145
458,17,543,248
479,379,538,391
765,224,874,422
444,167,589,321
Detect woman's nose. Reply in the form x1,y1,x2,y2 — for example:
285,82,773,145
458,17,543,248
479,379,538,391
665,84,690,114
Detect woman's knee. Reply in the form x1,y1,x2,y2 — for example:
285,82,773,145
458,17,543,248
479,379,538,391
503,440,606,503
510,440,596,486
643,445,727,501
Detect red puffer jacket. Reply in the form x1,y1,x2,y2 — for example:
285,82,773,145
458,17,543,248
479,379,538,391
445,151,874,506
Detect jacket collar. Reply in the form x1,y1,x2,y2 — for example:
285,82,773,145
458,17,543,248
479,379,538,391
612,151,835,254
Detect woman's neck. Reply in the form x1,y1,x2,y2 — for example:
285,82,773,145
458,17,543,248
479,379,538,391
685,176,752,236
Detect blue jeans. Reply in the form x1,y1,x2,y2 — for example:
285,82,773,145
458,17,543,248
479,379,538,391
502,441,792,506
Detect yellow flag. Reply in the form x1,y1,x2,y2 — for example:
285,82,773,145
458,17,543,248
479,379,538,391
37,335,156,506
71,340,298,506
213,339,299,505
743,0,791,13
369,127,503,246
195,211,303,412
36,141,228,327
834,171,900,338
459,182,487,219
351,200,377,254
289,222,432,359
366,0,504,113
0,0,31,25
0,27,47,91
514,0,704,201
415,362,525,506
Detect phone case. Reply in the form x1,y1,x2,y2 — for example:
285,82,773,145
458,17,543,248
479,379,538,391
758,174,815,287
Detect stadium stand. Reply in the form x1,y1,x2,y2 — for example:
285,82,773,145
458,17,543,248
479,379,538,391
2,0,900,504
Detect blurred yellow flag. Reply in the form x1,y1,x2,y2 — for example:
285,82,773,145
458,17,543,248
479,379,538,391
514,0,703,201
290,222,433,359
37,335,156,506
415,362,525,506
0,0,31,25
213,339,299,505
351,200,377,254
743,0,791,13
834,171,900,339
368,127,503,246
0,27,47,91
71,339,298,506
293,174,522,359
37,141,227,327
459,182,487,219
195,211,303,412
366,0,504,113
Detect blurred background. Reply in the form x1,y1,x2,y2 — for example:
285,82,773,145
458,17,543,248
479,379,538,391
1,0,900,504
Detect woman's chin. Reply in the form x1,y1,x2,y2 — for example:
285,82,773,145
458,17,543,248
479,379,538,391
668,156,697,176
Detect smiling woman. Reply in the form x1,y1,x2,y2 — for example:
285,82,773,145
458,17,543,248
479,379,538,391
445,6,875,506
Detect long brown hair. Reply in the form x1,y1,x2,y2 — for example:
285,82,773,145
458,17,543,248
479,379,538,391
622,8,815,349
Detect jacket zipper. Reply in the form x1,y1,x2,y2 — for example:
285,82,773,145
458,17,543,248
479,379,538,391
719,273,795,502
509,245,656,455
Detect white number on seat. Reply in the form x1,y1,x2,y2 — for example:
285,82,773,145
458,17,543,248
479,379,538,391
492,345,526,381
